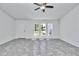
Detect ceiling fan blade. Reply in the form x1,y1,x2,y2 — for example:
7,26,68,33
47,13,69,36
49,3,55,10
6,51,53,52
34,3,41,6
43,3,47,5
34,7,40,10
45,6,54,8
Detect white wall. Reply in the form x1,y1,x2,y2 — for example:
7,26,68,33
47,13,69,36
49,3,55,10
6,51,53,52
15,19,60,39
60,5,79,47
0,9,16,45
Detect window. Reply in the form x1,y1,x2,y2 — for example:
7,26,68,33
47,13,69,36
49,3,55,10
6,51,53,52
34,23,53,36
47,24,53,36
34,24,40,36
40,24,46,36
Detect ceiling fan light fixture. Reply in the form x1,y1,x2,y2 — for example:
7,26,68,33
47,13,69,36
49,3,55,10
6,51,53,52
40,6,45,10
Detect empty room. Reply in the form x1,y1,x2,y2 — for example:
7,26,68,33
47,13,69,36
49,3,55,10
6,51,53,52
0,3,79,56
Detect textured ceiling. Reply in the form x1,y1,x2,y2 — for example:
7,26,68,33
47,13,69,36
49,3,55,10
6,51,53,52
0,3,78,20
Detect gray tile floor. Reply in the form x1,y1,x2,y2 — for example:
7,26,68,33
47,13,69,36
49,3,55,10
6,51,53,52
0,38,79,56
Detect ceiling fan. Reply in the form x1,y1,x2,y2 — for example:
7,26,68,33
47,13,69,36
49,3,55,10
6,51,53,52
34,3,54,12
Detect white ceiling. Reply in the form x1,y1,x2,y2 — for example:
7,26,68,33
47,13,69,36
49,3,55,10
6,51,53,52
0,3,78,20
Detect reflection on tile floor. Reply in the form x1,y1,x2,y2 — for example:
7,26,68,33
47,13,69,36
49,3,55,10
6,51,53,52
0,38,79,56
